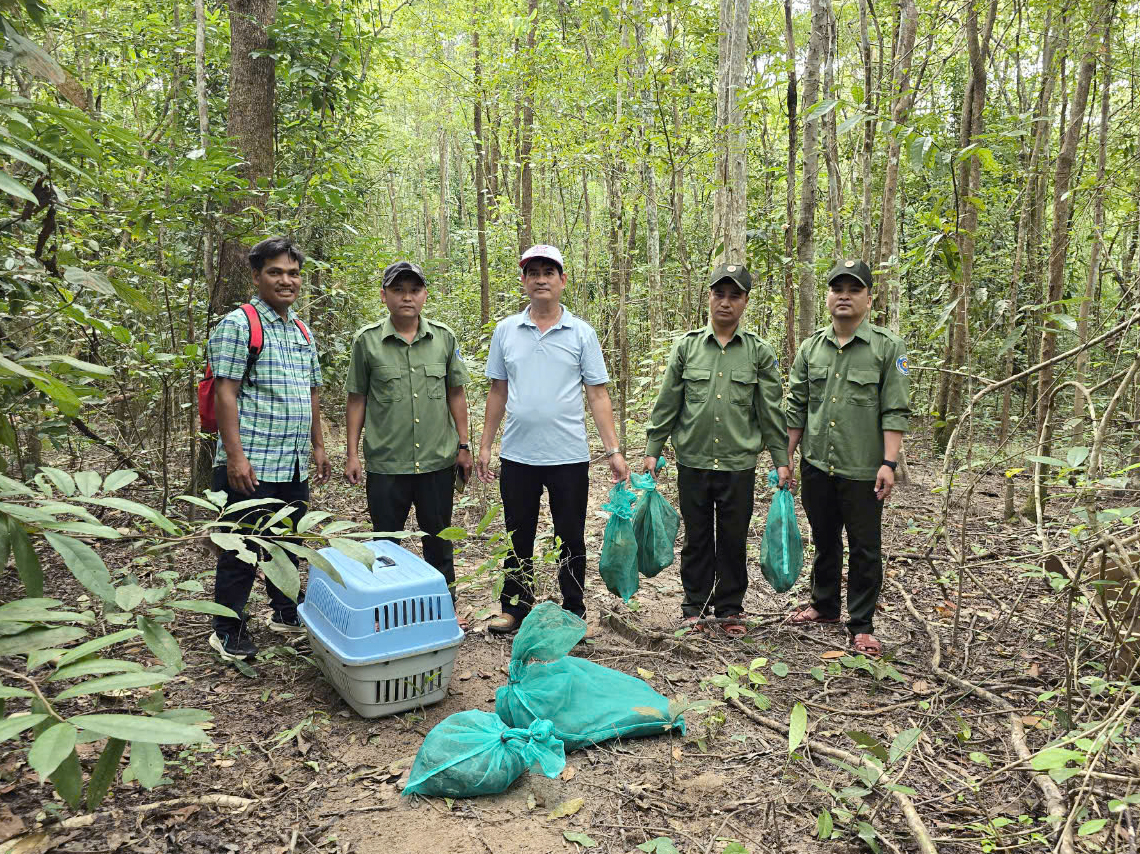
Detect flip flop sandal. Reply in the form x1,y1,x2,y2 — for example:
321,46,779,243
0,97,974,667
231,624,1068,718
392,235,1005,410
787,605,841,625
721,617,748,638
680,616,707,634
850,633,882,658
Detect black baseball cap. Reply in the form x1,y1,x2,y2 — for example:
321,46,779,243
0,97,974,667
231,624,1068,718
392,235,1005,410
382,261,427,289
826,259,873,290
709,263,752,294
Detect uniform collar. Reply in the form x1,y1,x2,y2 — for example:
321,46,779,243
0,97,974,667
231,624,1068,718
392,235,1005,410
519,304,572,329
250,295,296,325
701,323,743,346
825,316,873,346
381,316,430,343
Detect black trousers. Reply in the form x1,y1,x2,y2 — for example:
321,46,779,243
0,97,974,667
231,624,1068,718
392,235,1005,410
212,464,308,634
676,464,756,618
499,459,590,619
800,461,883,635
366,467,455,595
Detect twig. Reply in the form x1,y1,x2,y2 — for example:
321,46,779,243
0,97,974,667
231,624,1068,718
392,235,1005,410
135,794,259,813
726,698,938,854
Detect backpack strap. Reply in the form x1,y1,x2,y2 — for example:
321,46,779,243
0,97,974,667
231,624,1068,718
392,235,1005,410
292,317,311,344
240,303,264,385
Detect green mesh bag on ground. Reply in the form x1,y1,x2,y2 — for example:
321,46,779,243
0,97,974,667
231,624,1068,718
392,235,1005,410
495,603,684,750
599,481,639,601
760,469,804,593
403,710,565,798
630,466,680,579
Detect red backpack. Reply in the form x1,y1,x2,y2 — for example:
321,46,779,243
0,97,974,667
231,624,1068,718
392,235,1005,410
197,303,311,433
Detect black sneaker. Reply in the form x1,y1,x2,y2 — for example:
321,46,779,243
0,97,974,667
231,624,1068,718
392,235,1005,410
268,611,305,635
209,630,258,660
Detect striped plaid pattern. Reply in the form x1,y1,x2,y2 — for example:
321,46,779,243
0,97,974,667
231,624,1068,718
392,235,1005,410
209,297,323,482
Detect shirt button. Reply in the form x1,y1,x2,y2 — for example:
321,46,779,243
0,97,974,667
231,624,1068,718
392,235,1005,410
831,397,837,403
835,373,840,379
718,372,723,377
413,393,418,398
715,417,720,422
716,394,722,400
415,418,420,423
714,438,719,443
830,421,835,427
415,443,420,448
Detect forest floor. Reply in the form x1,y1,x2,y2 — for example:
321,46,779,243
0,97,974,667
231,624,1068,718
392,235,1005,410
2,430,1136,854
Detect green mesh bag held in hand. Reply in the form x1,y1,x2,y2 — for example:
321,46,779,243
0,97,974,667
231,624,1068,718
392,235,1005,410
403,710,565,798
599,481,639,601
759,469,804,593
495,603,685,750
630,462,681,578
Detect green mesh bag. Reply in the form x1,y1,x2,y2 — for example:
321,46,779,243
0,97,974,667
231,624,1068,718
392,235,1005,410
495,603,684,750
630,465,680,578
403,710,565,798
599,481,639,601
760,469,804,594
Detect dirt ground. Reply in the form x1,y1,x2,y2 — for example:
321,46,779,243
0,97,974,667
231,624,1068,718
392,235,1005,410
2,434,1135,854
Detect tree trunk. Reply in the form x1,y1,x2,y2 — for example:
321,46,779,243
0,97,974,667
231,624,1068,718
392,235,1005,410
192,0,214,498
632,0,661,335
873,0,916,330
713,0,749,265
1073,16,1111,441
473,20,490,326
795,0,826,346
518,0,537,253
783,0,798,365
1035,0,1111,482
858,0,874,263
822,0,842,260
215,0,277,317
387,174,402,254
438,128,449,272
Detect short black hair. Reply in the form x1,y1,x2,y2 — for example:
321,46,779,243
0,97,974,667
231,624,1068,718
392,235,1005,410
248,237,305,272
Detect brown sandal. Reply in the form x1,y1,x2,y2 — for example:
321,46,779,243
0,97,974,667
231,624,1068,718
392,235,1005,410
787,605,841,625
680,616,706,634
850,633,882,658
721,616,748,638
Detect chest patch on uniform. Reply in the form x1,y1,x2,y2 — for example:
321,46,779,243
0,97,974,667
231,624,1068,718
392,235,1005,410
455,347,464,362
895,355,909,375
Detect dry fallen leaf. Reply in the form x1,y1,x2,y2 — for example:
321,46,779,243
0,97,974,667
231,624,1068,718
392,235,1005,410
527,793,537,811
0,803,26,844
671,744,683,761
911,680,932,694
821,650,845,660
1026,662,1041,678
548,797,584,820
637,667,655,680
457,671,473,681
387,756,415,775
561,765,577,781
477,671,493,679
1020,715,1042,727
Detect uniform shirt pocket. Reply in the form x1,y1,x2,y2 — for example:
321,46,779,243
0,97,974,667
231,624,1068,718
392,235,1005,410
682,367,712,402
372,365,405,402
846,368,880,406
730,369,758,406
807,365,830,400
424,362,447,398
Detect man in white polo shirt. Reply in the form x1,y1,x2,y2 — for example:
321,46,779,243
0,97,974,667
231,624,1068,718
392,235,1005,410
476,244,630,634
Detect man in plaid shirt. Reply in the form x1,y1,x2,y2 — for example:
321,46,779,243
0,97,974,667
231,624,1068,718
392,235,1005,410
207,236,331,661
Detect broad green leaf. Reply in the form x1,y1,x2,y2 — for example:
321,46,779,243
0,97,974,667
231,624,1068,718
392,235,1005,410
26,648,63,670
1031,747,1085,771
49,658,143,681
320,519,364,536
81,497,181,535
37,467,76,496
0,685,33,699
1079,819,1108,836
49,748,82,808
156,708,213,725
129,739,164,787
55,628,141,667
564,831,597,848
0,142,45,172
224,497,283,515
837,113,868,134
1026,455,1068,468
816,809,834,838
138,617,183,672
102,470,139,493
804,98,838,122
889,727,922,764
39,520,122,539
0,712,48,741
115,584,146,612
167,600,241,620
8,516,42,596
73,471,102,497
70,713,208,745
637,838,680,854
788,702,807,753
771,662,789,678
42,533,116,603
295,510,333,533
273,541,345,587
28,722,77,779
0,626,86,657
175,494,220,512
210,532,257,565
436,526,467,541
475,504,501,535
86,737,126,809
250,539,300,602
848,730,888,763
1065,447,1090,468
855,821,880,852
330,537,379,568
21,355,114,378
259,503,298,532
0,475,35,497
0,170,37,203
54,670,173,701
0,517,9,576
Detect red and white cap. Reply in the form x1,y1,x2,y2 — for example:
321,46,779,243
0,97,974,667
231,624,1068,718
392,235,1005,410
519,244,564,272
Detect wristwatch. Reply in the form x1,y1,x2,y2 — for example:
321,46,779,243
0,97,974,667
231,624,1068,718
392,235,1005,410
605,448,621,458
881,459,897,470
458,443,470,451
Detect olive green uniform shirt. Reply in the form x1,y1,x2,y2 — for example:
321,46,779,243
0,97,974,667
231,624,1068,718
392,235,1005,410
787,317,911,481
645,326,789,471
346,316,470,475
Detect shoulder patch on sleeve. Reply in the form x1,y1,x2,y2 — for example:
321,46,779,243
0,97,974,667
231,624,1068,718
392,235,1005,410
895,355,909,375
